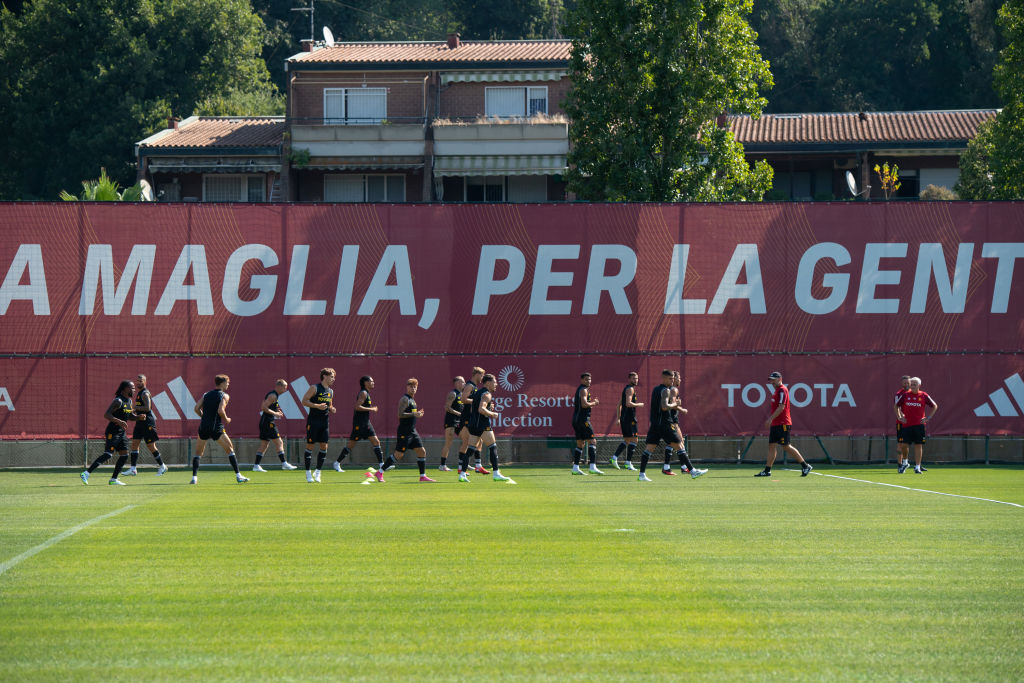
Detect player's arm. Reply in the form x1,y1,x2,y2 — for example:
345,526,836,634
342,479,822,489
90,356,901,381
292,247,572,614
460,383,475,403
194,399,203,418
136,391,151,420
765,392,785,426
445,391,461,416
260,393,277,416
924,395,938,423
583,391,599,408
302,385,325,411
660,389,676,412
104,399,129,430
328,389,336,414
479,391,499,418
397,395,412,419
894,399,905,423
218,396,230,425
626,387,643,409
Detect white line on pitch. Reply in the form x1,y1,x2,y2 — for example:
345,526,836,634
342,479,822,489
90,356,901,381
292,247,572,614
785,470,1022,508
0,505,136,577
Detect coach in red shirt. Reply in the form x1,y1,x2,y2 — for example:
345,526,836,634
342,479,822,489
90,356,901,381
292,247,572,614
755,371,813,478
895,377,938,474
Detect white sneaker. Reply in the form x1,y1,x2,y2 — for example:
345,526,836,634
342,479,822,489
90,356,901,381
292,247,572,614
156,463,168,476
125,468,137,476
438,464,452,471
610,456,621,470
690,468,708,479
252,464,267,472
313,470,321,483
80,471,90,485
638,473,652,482
236,474,249,483
493,472,515,484
625,462,638,471
332,461,342,472
571,467,588,475
190,476,198,485
589,465,605,475
281,461,297,470
108,478,126,486
458,473,470,482
306,471,314,483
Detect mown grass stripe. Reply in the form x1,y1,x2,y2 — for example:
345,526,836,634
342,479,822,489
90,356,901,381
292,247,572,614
793,469,1024,508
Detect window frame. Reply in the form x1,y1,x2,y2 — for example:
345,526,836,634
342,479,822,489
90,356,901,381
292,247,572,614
323,174,407,202
201,174,266,202
323,87,388,125
484,85,548,119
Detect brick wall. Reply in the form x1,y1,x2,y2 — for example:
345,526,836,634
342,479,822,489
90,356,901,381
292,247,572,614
439,77,570,119
290,71,430,123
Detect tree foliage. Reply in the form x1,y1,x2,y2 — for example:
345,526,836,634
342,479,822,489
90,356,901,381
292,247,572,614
956,0,1024,200
59,167,147,201
564,0,773,202
0,0,279,200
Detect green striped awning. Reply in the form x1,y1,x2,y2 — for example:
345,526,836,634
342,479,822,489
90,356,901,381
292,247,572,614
434,154,566,176
440,70,567,85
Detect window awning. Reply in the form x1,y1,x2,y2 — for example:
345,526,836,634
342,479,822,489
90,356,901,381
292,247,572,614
147,158,280,173
441,70,567,85
304,156,424,171
434,155,566,176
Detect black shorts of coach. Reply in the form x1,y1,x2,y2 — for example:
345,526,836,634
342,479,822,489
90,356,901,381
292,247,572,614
349,423,376,441
395,430,423,453
259,416,280,441
619,419,638,438
132,421,159,444
645,423,677,446
105,432,129,452
573,420,595,440
768,424,792,445
902,424,926,445
198,426,224,442
306,423,329,444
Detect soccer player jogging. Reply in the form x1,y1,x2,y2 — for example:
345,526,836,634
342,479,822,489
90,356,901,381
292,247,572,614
439,376,466,472
895,376,938,474
81,379,137,485
461,374,515,484
571,372,603,475
302,368,336,483
456,367,488,477
370,378,433,483
638,370,706,482
254,379,296,472
125,374,167,477
611,372,643,470
755,371,812,478
192,375,248,484
893,375,912,473
664,370,690,475
335,375,384,476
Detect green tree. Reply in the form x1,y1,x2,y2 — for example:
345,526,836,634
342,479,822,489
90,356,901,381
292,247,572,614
0,0,280,200
564,0,773,202
59,167,147,201
957,1,1024,200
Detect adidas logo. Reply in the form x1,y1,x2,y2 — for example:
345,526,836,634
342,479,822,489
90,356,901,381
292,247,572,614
973,372,1024,417
150,376,312,421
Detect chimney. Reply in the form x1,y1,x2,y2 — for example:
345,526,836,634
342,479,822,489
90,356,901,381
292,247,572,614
858,111,867,122
447,32,461,49
168,116,180,130
716,112,728,128
301,39,315,52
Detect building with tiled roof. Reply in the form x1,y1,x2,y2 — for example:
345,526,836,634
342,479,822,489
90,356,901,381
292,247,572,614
135,34,993,203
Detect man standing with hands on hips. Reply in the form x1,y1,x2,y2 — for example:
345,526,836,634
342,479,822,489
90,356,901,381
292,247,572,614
755,371,813,478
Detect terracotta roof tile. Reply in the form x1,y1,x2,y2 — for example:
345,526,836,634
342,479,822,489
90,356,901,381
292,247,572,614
140,117,285,149
729,110,996,145
289,40,571,66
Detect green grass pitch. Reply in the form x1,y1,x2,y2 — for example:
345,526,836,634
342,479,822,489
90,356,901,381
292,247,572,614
1,464,1022,681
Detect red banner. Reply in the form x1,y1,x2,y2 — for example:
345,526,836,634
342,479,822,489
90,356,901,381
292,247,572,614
1,202,1022,438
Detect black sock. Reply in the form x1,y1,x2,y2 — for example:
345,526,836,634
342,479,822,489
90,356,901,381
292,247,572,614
337,447,350,464
228,453,240,474
277,451,286,462
112,454,128,478
764,465,772,473
587,445,597,465
440,455,447,466
488,444,498,470
677,449,694,470
304,450,312,471
372,446,384,466
573,448,582,465
254,451,264,465
614,442,627,458
382,454,396,471
192,456,200,476
316,450,326,470
640,450,651,473
468,448,480,468
417,458,426,475
129,451,139,468
87,452,112,473
152,450,164,466
626,443,636,462
664,447,673,465
458,450,469,472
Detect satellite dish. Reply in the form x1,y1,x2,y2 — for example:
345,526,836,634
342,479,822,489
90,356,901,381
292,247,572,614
323,26,335,47
845,170,858,197
139,179,155,202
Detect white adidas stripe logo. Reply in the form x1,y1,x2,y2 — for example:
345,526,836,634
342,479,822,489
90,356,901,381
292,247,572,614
150,377,312,421
973,373,1024,417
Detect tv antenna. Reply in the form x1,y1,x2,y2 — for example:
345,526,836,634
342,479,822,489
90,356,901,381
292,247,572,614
323,26,335,47
291,0,315,43
846,170,871,199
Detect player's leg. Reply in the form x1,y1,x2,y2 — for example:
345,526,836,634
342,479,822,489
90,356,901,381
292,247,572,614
254,439,270,471
415,446,436,482
368,435,385,470
572,435,586,474
471,434,487,474
758,442,778,476
673,437,706,478
109,448,130,484
191,438,207,483
586,437,603,474
440,427,454,471
218,433,246,482
127,437,142,475
144,439,166,474
913,443,924,472
272,437,293,469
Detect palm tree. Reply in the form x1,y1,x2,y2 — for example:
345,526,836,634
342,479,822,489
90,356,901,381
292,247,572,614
59,168,148,201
